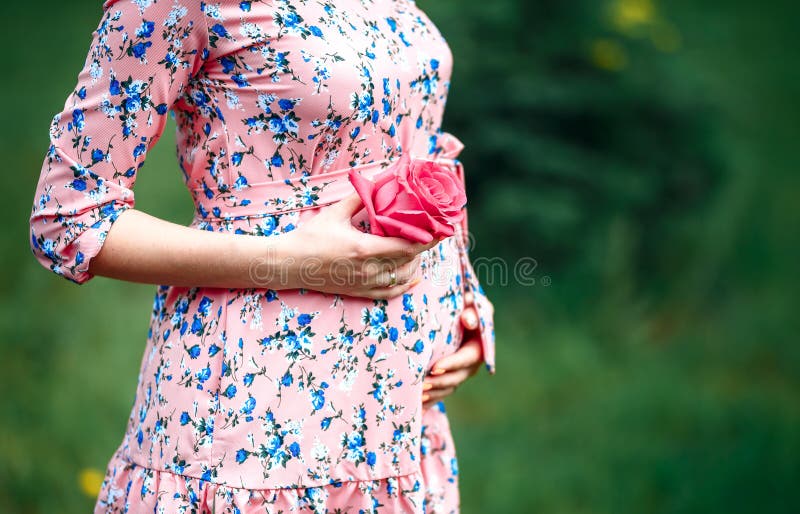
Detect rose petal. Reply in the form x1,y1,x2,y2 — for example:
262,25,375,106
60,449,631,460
409,168,454,215
373,166,398,190
392,187,425,212
374,177,399,213
392,209,453,237
375,214,434,244
394,153,413,186
348,169,384,236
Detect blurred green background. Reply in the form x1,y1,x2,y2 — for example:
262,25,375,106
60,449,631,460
1,0,798,512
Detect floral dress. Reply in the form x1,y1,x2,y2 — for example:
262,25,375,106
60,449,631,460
29,0,495,512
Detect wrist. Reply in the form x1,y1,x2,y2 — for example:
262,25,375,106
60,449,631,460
233,233,298,290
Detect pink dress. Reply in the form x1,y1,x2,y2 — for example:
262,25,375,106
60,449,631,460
29,0,496,512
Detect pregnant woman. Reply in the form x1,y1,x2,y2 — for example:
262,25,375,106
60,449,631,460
29,0,496,512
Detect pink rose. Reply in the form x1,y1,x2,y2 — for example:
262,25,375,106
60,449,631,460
348,153,467,244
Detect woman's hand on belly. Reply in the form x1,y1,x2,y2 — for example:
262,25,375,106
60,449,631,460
421,295,484,408
422,337,483,409
278,192,441,299
86,192,438,293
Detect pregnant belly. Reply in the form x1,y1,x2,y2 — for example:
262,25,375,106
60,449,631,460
128,211,468,488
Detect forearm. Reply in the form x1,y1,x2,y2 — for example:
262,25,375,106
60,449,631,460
88,209,292,289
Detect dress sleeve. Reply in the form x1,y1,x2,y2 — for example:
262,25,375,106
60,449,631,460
438,132,497,374
459,201,497,375
29,0,209,284
464,255,497,374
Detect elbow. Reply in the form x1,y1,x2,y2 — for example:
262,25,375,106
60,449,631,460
28,210,54,273
29,210,94,285
29,137,134,284
29,151,135,284
28,197,134,285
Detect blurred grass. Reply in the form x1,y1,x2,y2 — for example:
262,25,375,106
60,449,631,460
1,0,798,512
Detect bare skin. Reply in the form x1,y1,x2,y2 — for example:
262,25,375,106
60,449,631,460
90,193,430,296
88,191,485,404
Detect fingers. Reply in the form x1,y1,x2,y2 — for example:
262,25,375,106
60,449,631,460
423,367,471,391
460,290,478,330
339,255,423,299
420,338,484,410
429,338,482,374
355,232,442,264
395,258,422,284
364,256,420,289
422,387,456,409
326,192,364,218
360,277,421,299
417,237,442,254
460,304,479,331
422,350,478,406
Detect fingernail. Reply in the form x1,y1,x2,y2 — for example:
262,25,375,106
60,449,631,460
430,368,446,376
461,311,478,330
422,394,430,402
422,382,433,391
464,291,475,305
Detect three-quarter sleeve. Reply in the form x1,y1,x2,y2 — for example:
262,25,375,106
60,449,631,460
29,0,209,284
456,184,497,374
437,131,497,374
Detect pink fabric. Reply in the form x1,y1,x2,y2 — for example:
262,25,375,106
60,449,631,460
97,405,459,513
29,0,496,512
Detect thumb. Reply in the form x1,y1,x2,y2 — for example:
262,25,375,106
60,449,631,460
327,192,364,219
431,338,482,373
